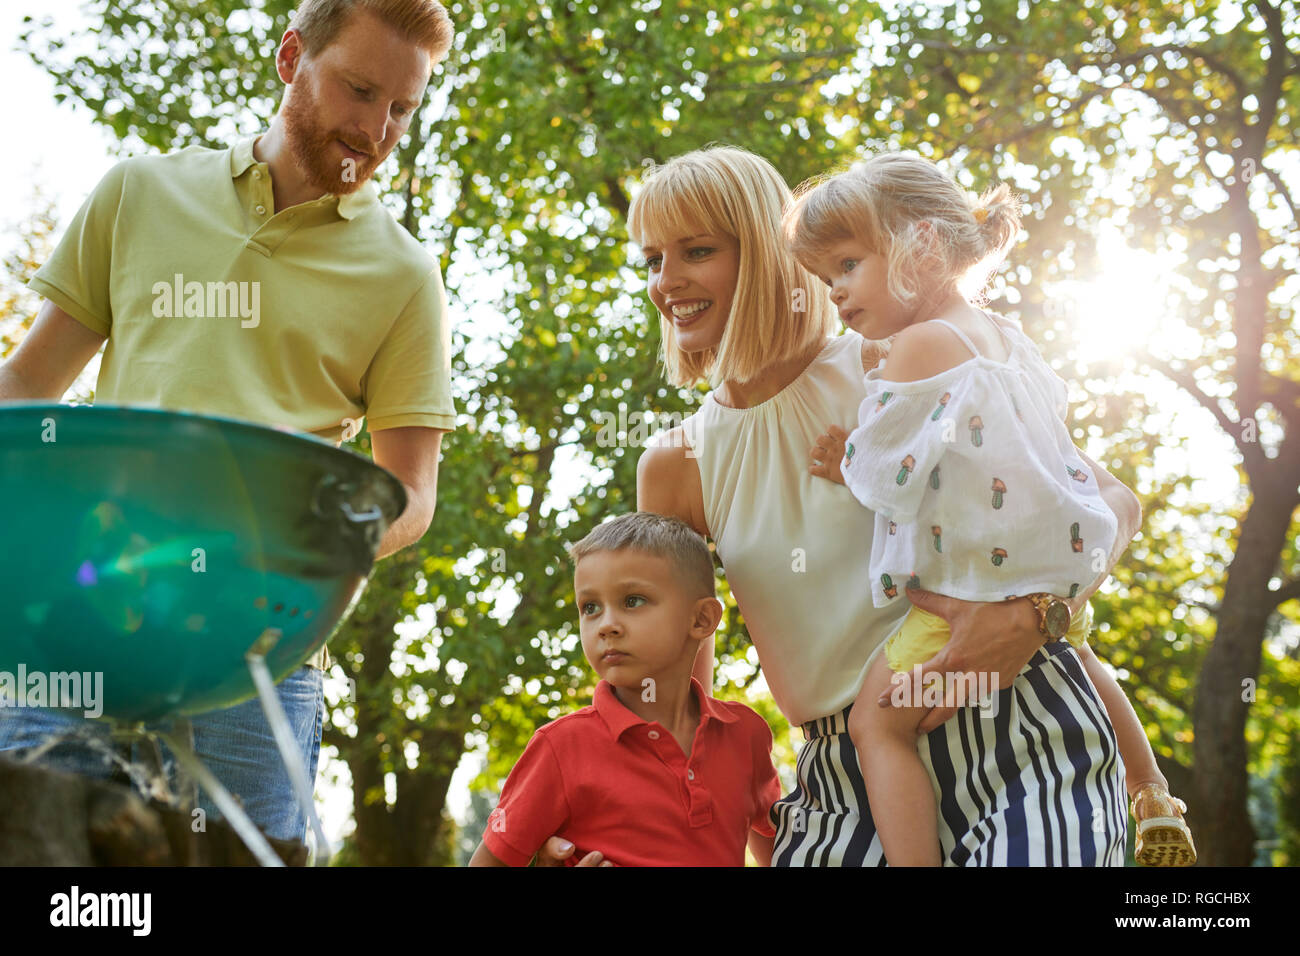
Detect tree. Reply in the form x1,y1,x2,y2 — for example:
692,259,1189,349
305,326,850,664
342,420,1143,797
18,0,869,863
18,0,1298,866
845,0,1299,865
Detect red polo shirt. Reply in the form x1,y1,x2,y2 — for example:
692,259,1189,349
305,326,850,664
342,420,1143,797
482,678,782,866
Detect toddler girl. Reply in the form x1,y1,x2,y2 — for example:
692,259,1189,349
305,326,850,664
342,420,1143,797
787,152,1195,867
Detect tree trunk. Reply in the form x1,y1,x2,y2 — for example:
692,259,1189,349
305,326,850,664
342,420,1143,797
1192,433,1300,865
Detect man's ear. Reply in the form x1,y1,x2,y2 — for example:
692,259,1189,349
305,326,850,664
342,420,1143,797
276,28,304,83
691,597,725,638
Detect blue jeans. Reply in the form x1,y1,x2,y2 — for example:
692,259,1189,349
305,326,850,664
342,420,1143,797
0,665,324,843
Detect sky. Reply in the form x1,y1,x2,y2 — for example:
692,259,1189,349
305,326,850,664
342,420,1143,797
2,0,1287,860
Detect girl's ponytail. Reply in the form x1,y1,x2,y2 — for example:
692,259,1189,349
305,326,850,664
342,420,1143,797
972,183,1021,267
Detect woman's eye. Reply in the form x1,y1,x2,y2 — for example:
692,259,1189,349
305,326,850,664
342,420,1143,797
842,259,858,273
643,255,661,271
687,247,714,259
624,595,647,608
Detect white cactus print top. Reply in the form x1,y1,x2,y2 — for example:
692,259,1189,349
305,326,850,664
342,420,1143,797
840,315,1119,608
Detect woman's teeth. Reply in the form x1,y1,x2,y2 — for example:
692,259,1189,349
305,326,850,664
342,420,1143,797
672,301,711,318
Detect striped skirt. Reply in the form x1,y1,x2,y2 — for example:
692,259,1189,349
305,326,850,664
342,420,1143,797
771,641,1128,866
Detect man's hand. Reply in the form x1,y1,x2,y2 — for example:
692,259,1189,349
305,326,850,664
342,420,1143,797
532,837,614,867
881,588,1044,734
809,425,851,485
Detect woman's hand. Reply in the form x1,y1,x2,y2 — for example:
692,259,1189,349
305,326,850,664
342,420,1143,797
809,425,851,485
533,837,614,867
880,587,1045,734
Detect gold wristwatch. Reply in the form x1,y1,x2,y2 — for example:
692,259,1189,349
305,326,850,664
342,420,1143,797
1026,593,1071,642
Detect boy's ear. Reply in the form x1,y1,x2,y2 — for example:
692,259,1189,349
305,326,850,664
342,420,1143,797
691,596,725,638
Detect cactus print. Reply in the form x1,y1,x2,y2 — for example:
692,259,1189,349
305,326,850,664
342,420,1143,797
897,454,915,486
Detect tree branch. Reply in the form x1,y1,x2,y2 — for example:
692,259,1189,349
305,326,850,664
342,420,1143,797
1268,578,1300,610
1140,353,1243,440
1246,0,1286,165
1261,164,1300,230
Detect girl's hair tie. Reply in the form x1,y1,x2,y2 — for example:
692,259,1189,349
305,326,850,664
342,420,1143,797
973,207,990,224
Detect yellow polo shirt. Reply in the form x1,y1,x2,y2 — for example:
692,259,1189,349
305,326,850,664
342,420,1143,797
29,135,457,441
29,136,458,672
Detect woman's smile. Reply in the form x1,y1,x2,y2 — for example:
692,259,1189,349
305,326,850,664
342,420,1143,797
669,299,713,327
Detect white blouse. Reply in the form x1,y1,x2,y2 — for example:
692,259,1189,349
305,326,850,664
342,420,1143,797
681,332,909,727
840,317,1118,609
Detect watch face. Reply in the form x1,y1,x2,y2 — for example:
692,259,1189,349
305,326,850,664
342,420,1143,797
1045,601,1071,638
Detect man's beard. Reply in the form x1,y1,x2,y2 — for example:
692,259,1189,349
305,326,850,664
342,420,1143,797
281,76,383,195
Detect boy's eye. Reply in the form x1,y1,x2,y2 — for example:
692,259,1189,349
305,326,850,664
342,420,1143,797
580,601,600,616
624,595,647,608
841,259,859,273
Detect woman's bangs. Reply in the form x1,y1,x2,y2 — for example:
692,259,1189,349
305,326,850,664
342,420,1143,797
630,166,729,249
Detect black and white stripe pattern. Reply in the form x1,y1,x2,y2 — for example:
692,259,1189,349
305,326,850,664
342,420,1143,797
771,642,1127,866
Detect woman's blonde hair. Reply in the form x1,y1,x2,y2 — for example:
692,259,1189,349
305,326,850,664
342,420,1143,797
786,151,1022,308
627,146,838,388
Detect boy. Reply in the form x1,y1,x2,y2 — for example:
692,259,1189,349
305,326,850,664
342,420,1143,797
469,512,781,866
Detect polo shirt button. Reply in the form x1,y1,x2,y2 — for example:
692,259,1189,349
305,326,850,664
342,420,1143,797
647,730,659,740
255,204,266,215
687,769,695,780
252,170,261,179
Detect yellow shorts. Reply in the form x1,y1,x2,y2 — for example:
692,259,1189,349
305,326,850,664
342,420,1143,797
884,601,1094,673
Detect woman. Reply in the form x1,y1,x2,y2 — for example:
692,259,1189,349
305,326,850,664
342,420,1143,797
625,146,1134,866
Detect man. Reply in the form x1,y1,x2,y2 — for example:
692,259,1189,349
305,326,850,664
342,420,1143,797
0,0,457,844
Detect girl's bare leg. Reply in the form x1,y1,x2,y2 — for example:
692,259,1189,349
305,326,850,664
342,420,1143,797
848,652,942,866
1077,643,1166,795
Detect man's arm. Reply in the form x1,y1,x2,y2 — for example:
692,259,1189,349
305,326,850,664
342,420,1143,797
369,425,446,560
0,300,106,401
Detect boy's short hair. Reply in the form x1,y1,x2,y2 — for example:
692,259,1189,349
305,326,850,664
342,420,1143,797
567,512,716,599
292,0,455,63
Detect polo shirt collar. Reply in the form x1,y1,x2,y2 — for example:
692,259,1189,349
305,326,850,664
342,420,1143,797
231,134,377,220
594,677,737,742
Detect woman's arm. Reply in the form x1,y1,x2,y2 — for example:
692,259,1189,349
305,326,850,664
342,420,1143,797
637,431,715,692
747,830,775,867
886,451,1144,734
468,841,509,866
